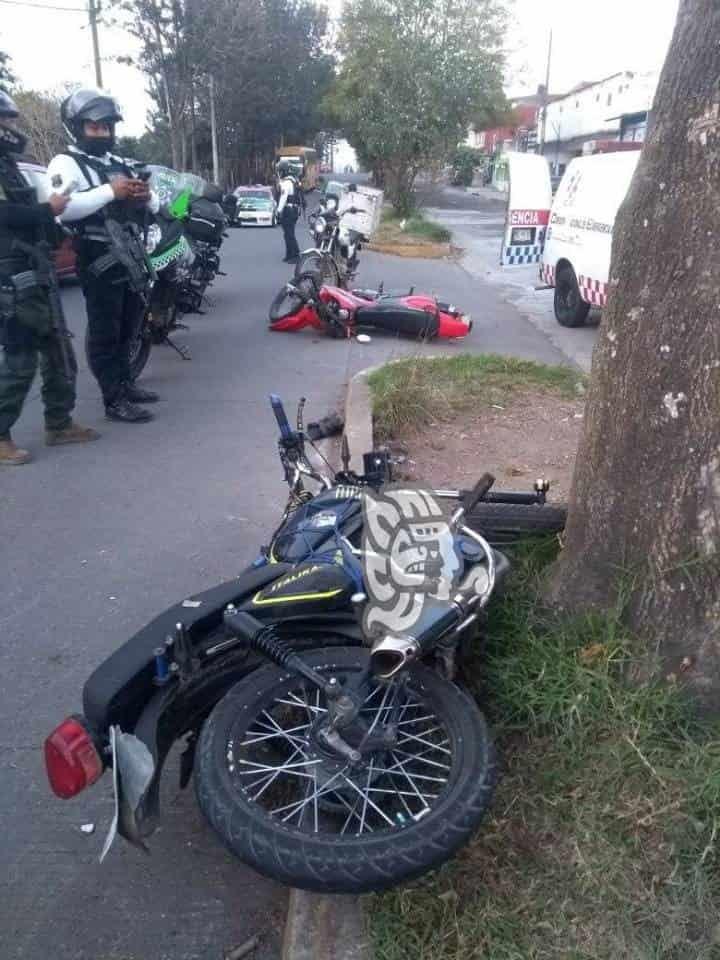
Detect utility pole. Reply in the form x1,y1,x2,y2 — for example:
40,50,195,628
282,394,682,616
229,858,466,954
209,74,220,185
88,0,103,88
539,29,553,153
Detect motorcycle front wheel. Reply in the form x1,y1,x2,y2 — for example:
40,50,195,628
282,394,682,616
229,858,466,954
295,252,340,288
195,646,496,893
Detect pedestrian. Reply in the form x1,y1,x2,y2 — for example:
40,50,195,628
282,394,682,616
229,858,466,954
47,88,159,424
276,160,302,264
0,91,99,466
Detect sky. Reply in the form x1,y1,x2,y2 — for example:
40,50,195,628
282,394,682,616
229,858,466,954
0,0,680,137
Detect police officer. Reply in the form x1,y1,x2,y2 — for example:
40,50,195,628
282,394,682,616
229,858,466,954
47,89,159,423
276,160,302,263
0,91,99,466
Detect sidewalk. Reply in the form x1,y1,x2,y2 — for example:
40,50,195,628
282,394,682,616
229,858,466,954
424,186,600,374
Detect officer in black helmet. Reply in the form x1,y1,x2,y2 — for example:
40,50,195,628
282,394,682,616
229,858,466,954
47,88,160,423
0,90,99,465
276,160,302,263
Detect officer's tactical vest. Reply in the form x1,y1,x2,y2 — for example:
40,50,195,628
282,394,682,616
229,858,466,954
0,156,39,264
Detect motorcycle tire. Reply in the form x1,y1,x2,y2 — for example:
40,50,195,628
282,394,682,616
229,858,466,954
268,274,319,323
195,646,497,893
295,252,340,288
128,328,152,381
465,501,567,545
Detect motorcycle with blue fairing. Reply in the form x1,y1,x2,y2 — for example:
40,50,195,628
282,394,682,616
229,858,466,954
43,395,555,893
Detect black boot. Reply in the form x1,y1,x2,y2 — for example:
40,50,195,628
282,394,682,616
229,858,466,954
124,382,161,404
105,397,154,423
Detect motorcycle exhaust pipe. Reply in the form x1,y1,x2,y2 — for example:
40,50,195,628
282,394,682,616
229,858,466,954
370,635,419,680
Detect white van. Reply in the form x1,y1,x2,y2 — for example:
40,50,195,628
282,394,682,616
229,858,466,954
500,150,641,326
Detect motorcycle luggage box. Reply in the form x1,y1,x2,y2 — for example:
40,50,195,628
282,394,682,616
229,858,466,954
356,299,440,338
187,198,225,242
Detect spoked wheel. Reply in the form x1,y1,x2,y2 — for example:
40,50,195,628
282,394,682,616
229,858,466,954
268,273,317,323
195,647,496,893
128,321,152,381
295,252,340,287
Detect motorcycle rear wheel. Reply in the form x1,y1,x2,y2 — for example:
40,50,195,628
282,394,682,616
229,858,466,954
195,646,496,893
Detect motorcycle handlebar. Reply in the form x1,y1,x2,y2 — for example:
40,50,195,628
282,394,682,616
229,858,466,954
269,394,294,441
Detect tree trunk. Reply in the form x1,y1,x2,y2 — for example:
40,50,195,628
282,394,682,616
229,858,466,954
548,0,720,708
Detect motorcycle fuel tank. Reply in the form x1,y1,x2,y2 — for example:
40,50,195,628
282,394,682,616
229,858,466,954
269,488,362,564
246,559,356,619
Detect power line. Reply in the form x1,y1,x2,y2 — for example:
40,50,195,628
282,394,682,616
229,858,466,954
0,0,86,11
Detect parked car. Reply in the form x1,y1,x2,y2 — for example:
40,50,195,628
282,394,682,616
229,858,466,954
232,185,277,227
18,159,78,280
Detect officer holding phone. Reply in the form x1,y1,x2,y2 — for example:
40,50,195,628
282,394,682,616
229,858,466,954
48,89,160,423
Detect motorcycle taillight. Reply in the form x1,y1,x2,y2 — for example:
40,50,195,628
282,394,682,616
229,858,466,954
44,716,104,799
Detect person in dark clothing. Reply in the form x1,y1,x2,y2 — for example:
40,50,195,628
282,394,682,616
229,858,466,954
276,160,302,263
47,88,160,424
0,91,99,466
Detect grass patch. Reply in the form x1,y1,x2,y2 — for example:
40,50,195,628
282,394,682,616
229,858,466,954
368,541,720,960
373,208,452,246
369,354,584,440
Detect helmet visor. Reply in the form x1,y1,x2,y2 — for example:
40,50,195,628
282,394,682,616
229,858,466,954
64,89,123,124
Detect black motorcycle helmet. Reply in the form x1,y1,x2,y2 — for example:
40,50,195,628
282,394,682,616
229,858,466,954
277,160,291,178
61,88,123,156
0,90,28,155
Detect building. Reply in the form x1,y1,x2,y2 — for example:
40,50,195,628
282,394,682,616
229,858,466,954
541,71,658,174
467,92,547,156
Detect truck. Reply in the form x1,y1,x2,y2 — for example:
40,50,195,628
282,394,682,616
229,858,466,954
275,145,320,192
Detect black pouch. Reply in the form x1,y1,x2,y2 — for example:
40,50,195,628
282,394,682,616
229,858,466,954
0,279,16,346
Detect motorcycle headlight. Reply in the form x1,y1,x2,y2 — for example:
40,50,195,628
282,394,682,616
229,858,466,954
314,216,327,234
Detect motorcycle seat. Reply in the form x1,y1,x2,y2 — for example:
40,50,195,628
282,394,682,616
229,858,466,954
355,300,440,338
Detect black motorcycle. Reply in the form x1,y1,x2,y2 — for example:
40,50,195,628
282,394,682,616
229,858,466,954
295,190,366,289
43,396,558,893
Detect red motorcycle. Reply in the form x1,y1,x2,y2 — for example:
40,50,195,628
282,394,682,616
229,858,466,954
269,274,472,339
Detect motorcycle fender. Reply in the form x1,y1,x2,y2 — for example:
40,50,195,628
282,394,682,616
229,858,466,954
100,726,155,862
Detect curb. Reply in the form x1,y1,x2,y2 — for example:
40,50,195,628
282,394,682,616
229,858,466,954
344,368,375,471
282,890,371,960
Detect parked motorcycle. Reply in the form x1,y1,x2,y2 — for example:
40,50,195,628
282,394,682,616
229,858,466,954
182,195,228,312
125,211,195,379
270,272,472,339
295,191,365,288
43,394,560,893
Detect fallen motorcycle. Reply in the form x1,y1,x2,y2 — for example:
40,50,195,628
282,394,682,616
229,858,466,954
43,395,555,893
269,273,472,339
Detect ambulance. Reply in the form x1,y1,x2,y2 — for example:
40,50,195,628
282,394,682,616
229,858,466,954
500,148,641,326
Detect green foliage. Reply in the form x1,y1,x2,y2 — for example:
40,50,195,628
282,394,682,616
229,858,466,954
12,89,64,164
325,0,506,213
377,208,452,243
369,354,584,439
0,49,13,93
369,543,720,959
450,145,484,187
119,0,334,184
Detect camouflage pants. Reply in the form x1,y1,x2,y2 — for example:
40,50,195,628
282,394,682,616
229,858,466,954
0,335,77,438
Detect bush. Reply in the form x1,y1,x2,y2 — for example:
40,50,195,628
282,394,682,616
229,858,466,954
451,145,484,186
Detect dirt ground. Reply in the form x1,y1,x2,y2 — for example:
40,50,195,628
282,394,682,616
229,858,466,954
390,388,585,501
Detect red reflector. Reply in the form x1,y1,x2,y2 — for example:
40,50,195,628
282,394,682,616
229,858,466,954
44,717,103,799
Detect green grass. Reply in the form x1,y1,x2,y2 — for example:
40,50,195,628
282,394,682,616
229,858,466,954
375,208,452,245
368,541,720,960
369,354,585,440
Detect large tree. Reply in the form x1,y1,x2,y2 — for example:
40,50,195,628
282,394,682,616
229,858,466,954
13,90,65,164
0,48,14,93
549,0,720,708
325,0,506,213
118,0,333,183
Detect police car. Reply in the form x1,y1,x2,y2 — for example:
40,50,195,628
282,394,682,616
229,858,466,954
232,186,277,227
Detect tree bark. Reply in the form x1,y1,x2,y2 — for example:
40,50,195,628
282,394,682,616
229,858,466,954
548,0,720,707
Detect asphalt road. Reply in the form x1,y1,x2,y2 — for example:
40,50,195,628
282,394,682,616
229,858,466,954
0,214,569,960
419,180,602,372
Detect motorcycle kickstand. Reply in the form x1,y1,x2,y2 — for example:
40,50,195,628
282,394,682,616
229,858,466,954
165,336,191,360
